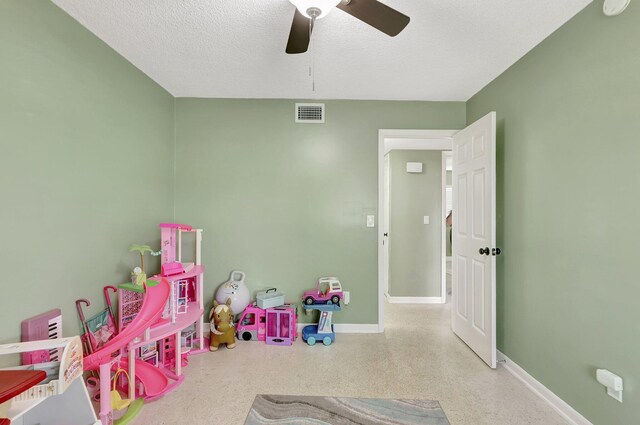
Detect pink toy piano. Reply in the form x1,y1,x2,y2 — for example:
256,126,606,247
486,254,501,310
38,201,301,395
20,309,62,365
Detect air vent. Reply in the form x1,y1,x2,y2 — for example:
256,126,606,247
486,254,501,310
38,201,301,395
295,103,325,123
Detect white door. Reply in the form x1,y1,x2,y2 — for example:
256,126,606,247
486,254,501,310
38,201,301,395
451,112,497,368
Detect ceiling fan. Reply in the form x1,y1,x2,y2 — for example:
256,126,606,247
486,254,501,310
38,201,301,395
286,0,410,54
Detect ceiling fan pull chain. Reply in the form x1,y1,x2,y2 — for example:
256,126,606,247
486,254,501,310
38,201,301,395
309,17,316,93
308,18,312,78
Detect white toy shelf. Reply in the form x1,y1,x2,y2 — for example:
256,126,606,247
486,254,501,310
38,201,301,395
0,336,99,425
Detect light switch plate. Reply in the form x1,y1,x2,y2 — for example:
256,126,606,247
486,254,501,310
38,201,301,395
423,216,430,224
367,215,375,227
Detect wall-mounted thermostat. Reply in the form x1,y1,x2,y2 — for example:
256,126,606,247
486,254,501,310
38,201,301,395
406,162,423,173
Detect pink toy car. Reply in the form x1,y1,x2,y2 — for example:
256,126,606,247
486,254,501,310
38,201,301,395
302,277,343,306
236,304,267,341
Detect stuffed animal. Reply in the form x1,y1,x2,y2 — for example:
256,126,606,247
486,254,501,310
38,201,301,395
209,298,236,351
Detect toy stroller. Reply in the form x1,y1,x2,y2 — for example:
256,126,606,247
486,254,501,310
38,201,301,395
75,286,119,355
76,286,120,400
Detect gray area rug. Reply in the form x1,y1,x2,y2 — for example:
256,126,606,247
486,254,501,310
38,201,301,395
245,395,450,425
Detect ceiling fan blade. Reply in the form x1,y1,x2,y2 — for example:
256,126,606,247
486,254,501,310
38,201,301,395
286,9,311,54
336,0,410,37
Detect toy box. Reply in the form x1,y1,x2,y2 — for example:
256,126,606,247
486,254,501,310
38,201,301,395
256,288,285,309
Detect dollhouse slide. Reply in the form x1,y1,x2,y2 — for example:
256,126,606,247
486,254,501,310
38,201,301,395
83,279,171,398
115,359,168,399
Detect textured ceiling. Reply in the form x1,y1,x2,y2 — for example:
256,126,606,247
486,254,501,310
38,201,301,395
51,0,591,100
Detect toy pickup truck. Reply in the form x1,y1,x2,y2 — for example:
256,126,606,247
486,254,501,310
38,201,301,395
302,277,343,305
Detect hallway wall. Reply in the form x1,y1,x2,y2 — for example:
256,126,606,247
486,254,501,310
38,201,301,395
388,150,443,298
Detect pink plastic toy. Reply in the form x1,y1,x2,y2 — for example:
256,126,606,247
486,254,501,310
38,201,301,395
236,304,267,341
83,280,173,425
161,262,184,276
236,303,298,345
159,223,192,272
75,286,118,355
20,309,62,365
81,223,207,425
302,277,343,305
265,306,297,346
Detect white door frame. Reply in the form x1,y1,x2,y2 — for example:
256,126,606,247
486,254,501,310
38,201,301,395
377,129,457,332
383,153,390,296
441,151,452,303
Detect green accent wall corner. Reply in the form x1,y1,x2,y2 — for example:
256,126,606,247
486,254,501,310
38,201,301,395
0,0,174,356
467,2,640,424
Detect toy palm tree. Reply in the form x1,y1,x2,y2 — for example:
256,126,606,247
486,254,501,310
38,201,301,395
129,244,153,273
129,244,153,286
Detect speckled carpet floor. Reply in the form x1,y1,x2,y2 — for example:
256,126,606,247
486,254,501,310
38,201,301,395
244,395,450,424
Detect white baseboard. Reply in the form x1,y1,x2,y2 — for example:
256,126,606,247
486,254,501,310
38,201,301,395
334,324,381,333
498,351,592,425
296,323,380,334
384,292,444,304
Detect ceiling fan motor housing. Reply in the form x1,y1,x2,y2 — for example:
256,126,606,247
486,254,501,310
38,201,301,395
306,7,321,19
286,0,411,54
289,0,342,19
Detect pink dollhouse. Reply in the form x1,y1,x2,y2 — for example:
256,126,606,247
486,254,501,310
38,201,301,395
117,223,207,390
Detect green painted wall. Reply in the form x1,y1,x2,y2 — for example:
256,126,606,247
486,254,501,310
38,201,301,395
388,150,442,298
174,99,465,323
467,2,639,424
0,0,174,353
6,3,631,421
